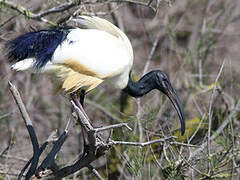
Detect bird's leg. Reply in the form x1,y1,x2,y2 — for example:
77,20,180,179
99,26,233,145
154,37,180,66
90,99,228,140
71,91,89,122
70,91,90,156
79,89,86,107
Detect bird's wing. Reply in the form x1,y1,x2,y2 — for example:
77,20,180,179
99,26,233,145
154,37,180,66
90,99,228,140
30,28,131,93
8,16,134,92
72,16,133,60
51,28,132,79
8,16,133,78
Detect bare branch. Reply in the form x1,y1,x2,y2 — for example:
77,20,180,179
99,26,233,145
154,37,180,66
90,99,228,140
110,137,199,147
0,112,13,120
0,170,20,177
18,133,56,180
0,129,15,156
8,81,40,179
87,165,105,180
0,0,157,27
0,0,56,25
8,81,32,126
31,2,76,19
36,131,68,175
84,0,157,12
207,59,225,171
177,149,210,178
94,123,132,133
143,32,162,75
46,131,58,143
86,99,122,123
189,100,240,161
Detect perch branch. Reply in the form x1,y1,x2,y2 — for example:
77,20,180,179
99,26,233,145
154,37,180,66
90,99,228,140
42,101,109,179
8,81,32,126
18,131,57,179
36,130,69,175
8,81,40,180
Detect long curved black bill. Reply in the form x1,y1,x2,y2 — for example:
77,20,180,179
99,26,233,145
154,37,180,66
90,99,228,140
165,83,185,135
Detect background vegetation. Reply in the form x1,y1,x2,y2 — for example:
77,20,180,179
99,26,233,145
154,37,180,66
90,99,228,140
0,0,240,179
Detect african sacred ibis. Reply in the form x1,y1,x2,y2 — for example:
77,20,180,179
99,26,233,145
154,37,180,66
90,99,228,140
6,16,185,135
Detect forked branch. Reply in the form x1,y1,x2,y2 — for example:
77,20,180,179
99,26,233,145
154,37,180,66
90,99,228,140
9,82,191,179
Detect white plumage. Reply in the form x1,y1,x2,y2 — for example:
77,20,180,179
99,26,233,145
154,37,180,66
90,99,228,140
11,16,134,92
52,29,133,88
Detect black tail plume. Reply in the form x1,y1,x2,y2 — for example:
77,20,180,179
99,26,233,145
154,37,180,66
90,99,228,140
6,27,72,68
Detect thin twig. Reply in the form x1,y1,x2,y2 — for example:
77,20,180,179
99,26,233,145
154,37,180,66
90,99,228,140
0,170,21,177
86,99,122,123
189,100,240,161
0,0,56,26
146,133,163,168
0,0,157,27
87,165,105,180
46,131,58,143
143,32,162,75
188,114,206,144
110,137,198,147
0,112,13,120
84,0,156,12
207,59,225,172
0,130,14,156
94,123,132,133
0,155,28,162
136,100,143,143
177,149,210,178
30,2,76,19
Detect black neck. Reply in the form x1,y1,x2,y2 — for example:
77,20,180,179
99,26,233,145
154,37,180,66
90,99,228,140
123,71,156,97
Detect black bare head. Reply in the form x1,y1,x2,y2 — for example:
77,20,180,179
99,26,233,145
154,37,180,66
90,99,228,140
123,70,185,135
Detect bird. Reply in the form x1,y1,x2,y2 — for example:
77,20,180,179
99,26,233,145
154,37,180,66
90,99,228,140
6,16,185,142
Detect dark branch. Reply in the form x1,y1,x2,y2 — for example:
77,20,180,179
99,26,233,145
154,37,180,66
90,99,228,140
36,131,68,175
8,82,41,180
